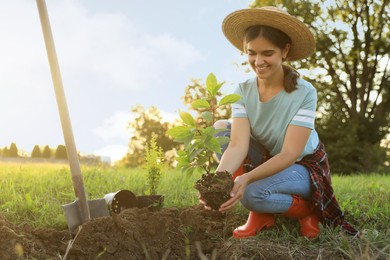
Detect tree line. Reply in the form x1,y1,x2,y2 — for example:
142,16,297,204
121,0,389,174
0,143,68,159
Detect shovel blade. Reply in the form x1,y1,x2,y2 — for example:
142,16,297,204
62,198,109,234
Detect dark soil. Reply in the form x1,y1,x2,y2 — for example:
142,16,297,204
0,206,354,259
0,205,242,259
194,171,233,210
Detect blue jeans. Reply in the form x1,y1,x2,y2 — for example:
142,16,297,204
214,120,312,213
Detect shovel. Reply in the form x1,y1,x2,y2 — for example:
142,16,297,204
36,0,109,234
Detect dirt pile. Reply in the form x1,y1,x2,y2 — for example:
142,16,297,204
0,205,243,259
0,206,349,259
0,214,68,259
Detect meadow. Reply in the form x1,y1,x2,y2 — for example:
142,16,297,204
0,162,389,259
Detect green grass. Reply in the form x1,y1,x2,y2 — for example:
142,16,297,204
332,174,390,231
0,162,201,229
0,163,388,230
0,162,389,259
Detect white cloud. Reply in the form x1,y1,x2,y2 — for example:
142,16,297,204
0,0,251,158
93,110,131,142
94,144,129,164
41,0,206,91
0,0,206,92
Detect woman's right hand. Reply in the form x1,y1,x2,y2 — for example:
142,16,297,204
219,174,249,212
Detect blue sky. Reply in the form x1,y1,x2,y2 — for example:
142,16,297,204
0,0,254,162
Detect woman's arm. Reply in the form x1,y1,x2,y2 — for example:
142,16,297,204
219,124,312,212
216,117,251,174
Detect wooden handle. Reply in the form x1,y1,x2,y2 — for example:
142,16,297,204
36,0,90,222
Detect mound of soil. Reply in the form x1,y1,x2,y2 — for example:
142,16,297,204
0,205,243,259
0,205,347,259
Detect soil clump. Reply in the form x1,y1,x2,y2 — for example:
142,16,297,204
194,171,233,210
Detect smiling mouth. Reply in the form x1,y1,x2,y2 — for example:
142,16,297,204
256,66,268,73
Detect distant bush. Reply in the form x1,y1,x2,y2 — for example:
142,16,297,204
31,145,41,158
7,143,19,157
55,145,67,159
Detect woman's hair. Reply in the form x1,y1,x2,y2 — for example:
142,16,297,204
244,25,300,93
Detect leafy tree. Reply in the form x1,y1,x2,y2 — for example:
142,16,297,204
42,145,52,159
252,0,389,173
55,145,67,159
2,146,8,157
31,145,41,158
122,105,178,167
8,143,19,157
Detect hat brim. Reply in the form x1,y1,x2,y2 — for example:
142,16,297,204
222,8,316,61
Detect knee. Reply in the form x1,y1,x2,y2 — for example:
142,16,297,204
213,119,229,130
241,183,270,211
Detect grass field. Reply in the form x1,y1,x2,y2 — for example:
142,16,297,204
0,162,389,259
0,162,202,228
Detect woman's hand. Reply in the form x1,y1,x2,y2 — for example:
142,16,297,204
219,174,249,212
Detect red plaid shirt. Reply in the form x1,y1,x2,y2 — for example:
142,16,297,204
297,143,360,236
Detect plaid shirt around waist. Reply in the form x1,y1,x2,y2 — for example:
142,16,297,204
297,143,360,236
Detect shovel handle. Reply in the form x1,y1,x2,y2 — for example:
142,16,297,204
36,0,90,223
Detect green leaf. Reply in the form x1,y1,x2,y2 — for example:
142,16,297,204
206,73,225,97
189,147,204,161
166,126,192,139
218,94,241,106
176,135,194,147
202,126,216,136
216,136,230,146
209,82,224,97
206,73,218,96
179,111,195,127
201,111,213,123
191,99,210,109
205,137,222,154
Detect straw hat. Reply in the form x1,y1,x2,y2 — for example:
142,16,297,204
222,6,315,61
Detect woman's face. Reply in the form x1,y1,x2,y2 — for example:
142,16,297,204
246,36,290,80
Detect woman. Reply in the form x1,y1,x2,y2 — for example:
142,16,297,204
212,6,359,239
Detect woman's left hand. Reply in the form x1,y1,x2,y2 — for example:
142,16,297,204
219,174,249,212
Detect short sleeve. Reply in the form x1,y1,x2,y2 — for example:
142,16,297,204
231,84,248,118
290,87,317,129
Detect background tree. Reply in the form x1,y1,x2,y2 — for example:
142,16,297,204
121,105,178,167
8,143,19,157
252,0,389,173
31,145,41,158
55,145,67,159
2,146,8,157
42,145,52,159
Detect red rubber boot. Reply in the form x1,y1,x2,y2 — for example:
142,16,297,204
284,195,320,238
233,211,275,238
231,161,275,239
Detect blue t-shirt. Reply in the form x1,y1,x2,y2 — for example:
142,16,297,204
231,77,319,160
